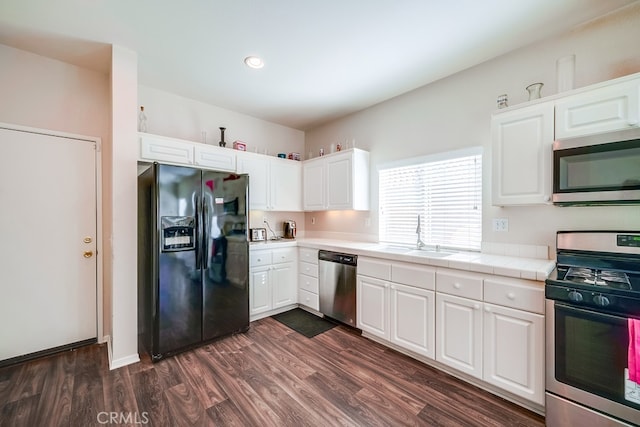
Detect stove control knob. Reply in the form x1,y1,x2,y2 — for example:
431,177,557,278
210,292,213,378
593,295,610,307
568,290,583,302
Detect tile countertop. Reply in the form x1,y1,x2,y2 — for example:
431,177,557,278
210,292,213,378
272,238,555,282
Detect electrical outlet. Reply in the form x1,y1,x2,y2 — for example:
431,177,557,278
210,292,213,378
492,218,509,232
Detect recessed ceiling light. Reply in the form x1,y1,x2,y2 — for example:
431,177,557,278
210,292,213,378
244,56,264,69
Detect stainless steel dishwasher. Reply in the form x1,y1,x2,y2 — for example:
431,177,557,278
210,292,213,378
318,250,357,327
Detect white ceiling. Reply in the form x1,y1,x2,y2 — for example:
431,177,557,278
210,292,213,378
0,0,637,130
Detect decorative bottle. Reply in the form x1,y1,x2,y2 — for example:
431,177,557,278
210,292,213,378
138,106,148,132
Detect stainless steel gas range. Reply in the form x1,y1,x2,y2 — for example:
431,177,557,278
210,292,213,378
545,231,640,427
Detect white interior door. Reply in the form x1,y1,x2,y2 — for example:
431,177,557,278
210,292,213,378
0,126,97,362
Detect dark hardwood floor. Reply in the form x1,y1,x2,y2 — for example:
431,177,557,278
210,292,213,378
0,316,545,426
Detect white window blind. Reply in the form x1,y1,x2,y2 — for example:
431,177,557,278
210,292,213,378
379,148,482,251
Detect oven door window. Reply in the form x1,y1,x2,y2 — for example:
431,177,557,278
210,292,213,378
555,303,640,409
554,139,640,193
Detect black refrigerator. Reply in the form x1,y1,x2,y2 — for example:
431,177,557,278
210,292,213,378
138,163,249,361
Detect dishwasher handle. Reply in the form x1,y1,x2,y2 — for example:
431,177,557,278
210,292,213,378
318,250,358,266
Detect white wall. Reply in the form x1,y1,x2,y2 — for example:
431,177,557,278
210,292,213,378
0,43,109,137
304,4,640,255
109,45,140,369
138,85,305,156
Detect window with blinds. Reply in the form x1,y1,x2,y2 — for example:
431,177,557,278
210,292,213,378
379,147,482,251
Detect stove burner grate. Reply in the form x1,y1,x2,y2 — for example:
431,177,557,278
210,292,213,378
565,267,631,290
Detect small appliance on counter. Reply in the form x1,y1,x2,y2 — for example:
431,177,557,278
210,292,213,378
250,228,266,241
283,220,296,239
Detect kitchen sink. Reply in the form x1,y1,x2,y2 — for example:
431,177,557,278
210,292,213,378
408,249,453,258
371,245,414,254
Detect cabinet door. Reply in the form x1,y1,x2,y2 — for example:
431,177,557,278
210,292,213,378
249,267,271,316
491,103,554,205
483,304,544,405
326,154,352,209
270,159,302,211
303,160,325,210
139,134,194,165
555,79,640,139
194,144,236,171
390,283,435,359
356,275,389,340
436,293,482,379
237,152,270,210
272,263,297,309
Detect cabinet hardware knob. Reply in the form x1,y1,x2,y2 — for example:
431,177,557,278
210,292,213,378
83,251,93,258
474,304,480,310
507,292,516,300
485,307,491,312
453,283,461,289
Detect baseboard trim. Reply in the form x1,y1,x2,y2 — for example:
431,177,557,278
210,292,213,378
109,352,140,370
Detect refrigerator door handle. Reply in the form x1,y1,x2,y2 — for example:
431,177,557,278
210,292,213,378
195,196,201,270
203,200,210,270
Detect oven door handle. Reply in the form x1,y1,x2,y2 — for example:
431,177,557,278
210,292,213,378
554,301,629,322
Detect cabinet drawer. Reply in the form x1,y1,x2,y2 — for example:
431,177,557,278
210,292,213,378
299,289,319,311
299,247,318,264
391,262,436,290
298,273,319,293
436,270,483,300
250,250,272,267
484,279,544,314
272,247,297,264
299,261,318,278
358,257,391,280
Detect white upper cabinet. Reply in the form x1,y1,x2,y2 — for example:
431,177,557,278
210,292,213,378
555,77,640,140
302,148,370,211
140,133,194,165
194,144,236,171
236,151,302,211
302,159,326,211
491,102,554,206
139,133,235,171
237,152,270,210
270,158,303,212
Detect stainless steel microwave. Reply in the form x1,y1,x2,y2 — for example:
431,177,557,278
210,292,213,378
553,136,640,205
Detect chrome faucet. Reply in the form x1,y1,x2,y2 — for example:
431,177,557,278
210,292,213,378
416,215,426,249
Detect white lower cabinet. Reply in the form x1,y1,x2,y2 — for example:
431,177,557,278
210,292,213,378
435,270,545,405
249,247,297,320
357,275,389,340
357,258,436,359
483,303,544,405
436,293,483,378
356,258,545,407
298,248,319,310
390,283,435,359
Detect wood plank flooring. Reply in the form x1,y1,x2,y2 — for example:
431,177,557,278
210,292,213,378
0,316,545,426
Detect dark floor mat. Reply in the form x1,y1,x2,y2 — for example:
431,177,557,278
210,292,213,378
272,308,336,338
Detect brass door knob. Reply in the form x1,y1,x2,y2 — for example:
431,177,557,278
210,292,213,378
83,251,93,258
